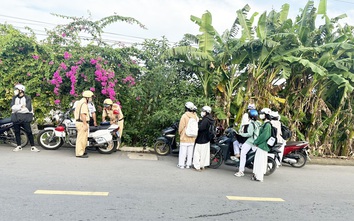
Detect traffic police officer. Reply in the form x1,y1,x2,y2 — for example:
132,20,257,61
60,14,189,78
74,90,94,158
102,98,124,150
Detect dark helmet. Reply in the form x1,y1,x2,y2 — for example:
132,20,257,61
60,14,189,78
249,109,258,120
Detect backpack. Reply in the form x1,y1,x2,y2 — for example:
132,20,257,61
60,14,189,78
265,122,278,147
208,121,216,142
185,117,198,137
281,123,292,140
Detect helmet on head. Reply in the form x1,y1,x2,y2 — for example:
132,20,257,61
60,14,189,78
82,90,94,98
260,108,272,115
202,106,212,114
104,98,113,106
270,111,280,120
247,103,256,110
185,101,195,111
249,109,258,120
14,84,25,92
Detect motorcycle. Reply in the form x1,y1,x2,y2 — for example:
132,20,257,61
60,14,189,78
36,108,120,154
0,112,29,147
278,141,310,168
209,128,279,176
154,122,179,156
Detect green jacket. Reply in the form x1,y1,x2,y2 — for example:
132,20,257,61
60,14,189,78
254,121,271,152
239,120,261,145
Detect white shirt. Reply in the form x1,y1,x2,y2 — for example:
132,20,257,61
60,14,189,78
73,101,96,117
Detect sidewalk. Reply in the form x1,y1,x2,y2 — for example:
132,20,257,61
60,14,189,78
120,146,354,166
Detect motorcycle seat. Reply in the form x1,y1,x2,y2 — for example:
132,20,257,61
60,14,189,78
0,117,11,125
89,125,110,132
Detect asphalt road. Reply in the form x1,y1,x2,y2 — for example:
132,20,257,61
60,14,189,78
0,144,353,221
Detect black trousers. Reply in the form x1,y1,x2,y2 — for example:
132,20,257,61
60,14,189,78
13,122,35,147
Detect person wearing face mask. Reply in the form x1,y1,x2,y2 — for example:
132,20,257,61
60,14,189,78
192,106,214,171
74,90,94,158
252,108,272,182
11,84,40,152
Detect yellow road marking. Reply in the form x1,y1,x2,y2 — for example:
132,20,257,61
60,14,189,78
227,196,284,202
34,190,109,196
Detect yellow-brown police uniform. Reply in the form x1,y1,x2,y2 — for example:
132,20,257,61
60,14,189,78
74,98,89,156
102,103,124,139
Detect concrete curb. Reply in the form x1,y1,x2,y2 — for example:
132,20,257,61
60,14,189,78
120,146,354,166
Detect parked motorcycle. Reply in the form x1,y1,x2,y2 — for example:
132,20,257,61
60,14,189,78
279,141,310,168
154,122,179,156
0,112,29,147
36,108,120,154
209,128,278,176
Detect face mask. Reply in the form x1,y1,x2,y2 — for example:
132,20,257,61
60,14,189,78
259,114,265,120
201,112,206,117
14,89,19,96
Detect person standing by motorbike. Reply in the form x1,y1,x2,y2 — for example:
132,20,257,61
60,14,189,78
234,109,260,177
270,111,285,166
74,90,94,158
252,108,272,182
102,98,124,150
11,84,40,152
193,106,214,171
178,102,198,169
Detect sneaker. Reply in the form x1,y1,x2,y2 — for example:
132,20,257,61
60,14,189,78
195,168,202,172
234,171,244,177
13,146,22,152
177,165,184,169
31,146,40,152
186,165,190,169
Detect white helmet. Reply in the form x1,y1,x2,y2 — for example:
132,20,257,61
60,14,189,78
270,111,280,120
202,106,212,113
260,108,272,115
247,103,256,110
185,102,195,111
15,84,25,92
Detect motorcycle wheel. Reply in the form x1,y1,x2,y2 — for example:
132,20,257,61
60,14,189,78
37,130,64,150
290,152,307,168
265,156,277,176
7,128,29,147
97,140,117,154
154,140,170,156
209,148,223,169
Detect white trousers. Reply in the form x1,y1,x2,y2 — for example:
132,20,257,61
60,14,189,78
253,148,268,181
193,142,210,169
239,142,256,172
276,142,286,166
178,143,194,167
233,140,241,156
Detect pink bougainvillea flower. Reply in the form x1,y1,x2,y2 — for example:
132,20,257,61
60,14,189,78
54,99,61,105
36,93,40,97
49,61,54,65
90,59,97,65
136,96,141,101
32,55,39,60
64,51,72,60
90,87,95,92
27,72,31,76
59,62,67,70
62,33,66,37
